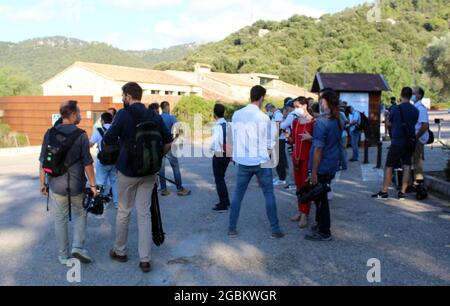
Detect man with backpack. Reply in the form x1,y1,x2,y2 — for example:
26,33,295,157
90,112,119,209
372,87,419,200
39,100,97,265
104,82,172,273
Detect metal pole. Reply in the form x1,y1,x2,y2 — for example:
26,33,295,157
363,132,369,164
438,122,442,140
375,140,383,169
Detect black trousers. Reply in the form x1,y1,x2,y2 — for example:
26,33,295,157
276,139,288,181
315,174,334,236
213,156,231,207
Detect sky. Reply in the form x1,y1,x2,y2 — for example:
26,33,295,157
0,0,369,50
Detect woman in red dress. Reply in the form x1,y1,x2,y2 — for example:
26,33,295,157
285,100,316,228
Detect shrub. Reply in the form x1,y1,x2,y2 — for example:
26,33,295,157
173,95,216,127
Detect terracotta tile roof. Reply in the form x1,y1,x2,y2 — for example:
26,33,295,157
206,72,257,87
275,81,316,98
74,62,195,86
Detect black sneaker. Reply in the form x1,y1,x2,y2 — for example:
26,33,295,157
139,262,152,273
305,232,333,241
398,192,406,201
371,191,389,200
213,205,228,212
270,232,285,239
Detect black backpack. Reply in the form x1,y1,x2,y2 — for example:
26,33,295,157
358,112,369,132
96,127,120,165
42,127,85,177
125,108,164,177
42,127,85,222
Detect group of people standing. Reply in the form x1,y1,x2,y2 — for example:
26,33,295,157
372,86,431,200
40,82,190,273
38,80,431,274
209,86,343,242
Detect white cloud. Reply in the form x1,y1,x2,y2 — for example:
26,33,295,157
0,5,9,14
6,0,83,23
153,0,326,46
102,0,181,9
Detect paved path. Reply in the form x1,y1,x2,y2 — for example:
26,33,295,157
1,144,449,286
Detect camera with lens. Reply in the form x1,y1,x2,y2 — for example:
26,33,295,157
83,186,110,216
296,182,331,203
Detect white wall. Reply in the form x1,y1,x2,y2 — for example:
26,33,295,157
42,66,118,102
43,66,203,103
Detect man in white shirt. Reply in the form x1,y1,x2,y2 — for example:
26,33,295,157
211,104,232,212
229,86,284,239
348,107,361,162
412,87,430,189
90,112,118,209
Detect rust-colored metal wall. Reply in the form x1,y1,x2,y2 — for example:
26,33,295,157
0,95,182,146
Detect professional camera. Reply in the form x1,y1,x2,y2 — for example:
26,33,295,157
83,186,110,216
415,184,428,201
296,182,331,203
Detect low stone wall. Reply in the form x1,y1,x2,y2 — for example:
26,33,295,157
425,174,450,198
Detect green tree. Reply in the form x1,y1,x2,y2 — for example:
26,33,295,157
0,66,39,96
421,32,450,100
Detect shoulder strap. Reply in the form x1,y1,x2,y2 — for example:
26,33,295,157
221,122,227,155
66,129,86,166
97,127,105,137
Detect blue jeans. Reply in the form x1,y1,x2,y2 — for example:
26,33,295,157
350,131,361,160
159,151,183,191
229,165,281,233
96,162,118,206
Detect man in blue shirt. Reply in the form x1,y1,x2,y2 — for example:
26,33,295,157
372,87,419,200
104,82,172,273
90,112,118,209
348,107,361,162
159,101,191,197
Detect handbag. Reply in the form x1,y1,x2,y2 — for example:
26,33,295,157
427,128,434,145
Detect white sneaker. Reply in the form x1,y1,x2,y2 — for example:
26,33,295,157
273,180,287,186
94,213,105,220
58,256,70,266
71,248,93,264
272,178,279,183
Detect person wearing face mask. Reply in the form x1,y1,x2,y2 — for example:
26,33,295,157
285,98,316,228
305,89,343,241
411,87,430,196
39,100,97,265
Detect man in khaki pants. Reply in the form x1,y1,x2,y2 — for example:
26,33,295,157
104,82,172,273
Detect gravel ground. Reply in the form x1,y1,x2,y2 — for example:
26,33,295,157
0,113,449,286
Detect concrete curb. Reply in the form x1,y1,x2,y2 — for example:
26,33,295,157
0,146,41,157
425,174,450,198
